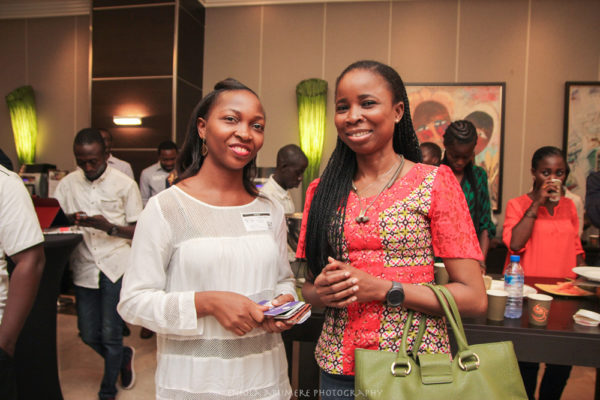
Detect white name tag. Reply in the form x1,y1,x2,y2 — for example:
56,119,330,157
241,212,272,232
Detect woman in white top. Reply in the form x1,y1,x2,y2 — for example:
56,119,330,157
118,79,297,399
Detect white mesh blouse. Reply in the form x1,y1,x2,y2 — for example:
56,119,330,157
118,185,297,399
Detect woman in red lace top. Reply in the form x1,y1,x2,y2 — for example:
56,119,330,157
296,61,486,399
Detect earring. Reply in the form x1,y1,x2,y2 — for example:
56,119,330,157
201,139,208,157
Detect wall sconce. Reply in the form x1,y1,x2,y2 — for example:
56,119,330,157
113,116,142,126
296,78,327,197
5,85,38,164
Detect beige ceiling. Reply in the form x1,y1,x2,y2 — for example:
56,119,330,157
199,0,392,7
0,0,402,19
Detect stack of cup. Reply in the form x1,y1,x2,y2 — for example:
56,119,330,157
486,289,508,321
526,294,553,326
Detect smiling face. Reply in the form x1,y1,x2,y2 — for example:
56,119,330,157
334,69,403,156
197,90,265,171
531,154,567,189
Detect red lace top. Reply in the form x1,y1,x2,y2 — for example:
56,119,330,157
296,163,482,375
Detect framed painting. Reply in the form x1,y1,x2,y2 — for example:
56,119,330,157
406,83,506,212
563,82,600,201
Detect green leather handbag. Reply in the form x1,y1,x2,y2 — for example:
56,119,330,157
355,284,527,400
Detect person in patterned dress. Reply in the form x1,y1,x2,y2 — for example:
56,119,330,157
296,61,487,400
441,120,496,269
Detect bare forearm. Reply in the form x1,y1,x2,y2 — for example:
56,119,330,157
301,281,327,308
510,203,540,251
0,245,45,355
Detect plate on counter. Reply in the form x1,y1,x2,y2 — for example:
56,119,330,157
491,280,536,295
534,282,594,297
572,266,600,282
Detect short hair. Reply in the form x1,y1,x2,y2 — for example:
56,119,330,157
420,142,442,160
98,128,112,140
158,140,177,153
74,128,106,152
276,144,307,167
531,146,567,171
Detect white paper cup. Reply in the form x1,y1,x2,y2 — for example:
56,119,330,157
548,179,562,202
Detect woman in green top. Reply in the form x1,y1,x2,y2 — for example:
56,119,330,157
442,120,496,269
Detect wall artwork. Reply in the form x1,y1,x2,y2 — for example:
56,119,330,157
407,83,505,212
563,82,600,201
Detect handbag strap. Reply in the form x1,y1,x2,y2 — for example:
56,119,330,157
391,309,415,377
424,284,480,371
435,285,465,334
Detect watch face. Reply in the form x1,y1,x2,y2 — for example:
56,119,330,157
387,289,404,306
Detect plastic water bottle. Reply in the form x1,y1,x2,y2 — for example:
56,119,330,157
504,255,524,318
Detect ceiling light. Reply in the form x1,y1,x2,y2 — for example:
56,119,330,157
113,116,142,126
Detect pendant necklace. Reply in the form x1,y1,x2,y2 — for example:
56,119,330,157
352,155,405,224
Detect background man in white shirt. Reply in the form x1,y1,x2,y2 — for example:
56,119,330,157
53,128,142,400
0,165,45,400
260,144,308,214
99,129,134,180
139,140,177,206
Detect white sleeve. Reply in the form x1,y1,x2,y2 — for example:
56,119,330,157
271,202,297,300
124,181,143,223
0,176,44,256
118,197,200,335
124,163,134,181
139,169,151,206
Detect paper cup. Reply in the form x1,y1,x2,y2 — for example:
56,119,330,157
434,262,449,285
548,179,562,202
527,293,553,326
486,289,508,321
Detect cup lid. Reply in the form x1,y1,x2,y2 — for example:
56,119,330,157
574,309,600,322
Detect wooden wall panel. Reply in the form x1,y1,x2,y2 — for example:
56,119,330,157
178,4,204,87
260,3,324,167
93,0,171,7
176,79,203,146
92,5,175,78
0,20,27,168
91,78,172,148
111,149,157,182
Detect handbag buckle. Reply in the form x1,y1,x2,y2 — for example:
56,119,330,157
391,360,412,377
458,352,480,371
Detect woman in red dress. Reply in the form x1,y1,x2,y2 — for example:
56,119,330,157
296,61,487,399
503,146,584,400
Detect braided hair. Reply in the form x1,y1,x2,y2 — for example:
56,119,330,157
176,78,261,196
305,60,422,277
442,120,480,233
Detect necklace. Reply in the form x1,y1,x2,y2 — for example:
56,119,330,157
352,155,405,223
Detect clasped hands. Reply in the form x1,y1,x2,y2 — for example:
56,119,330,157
210,292,296,337
313,257,389,308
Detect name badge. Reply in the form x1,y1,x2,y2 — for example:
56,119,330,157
241,212,272,232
